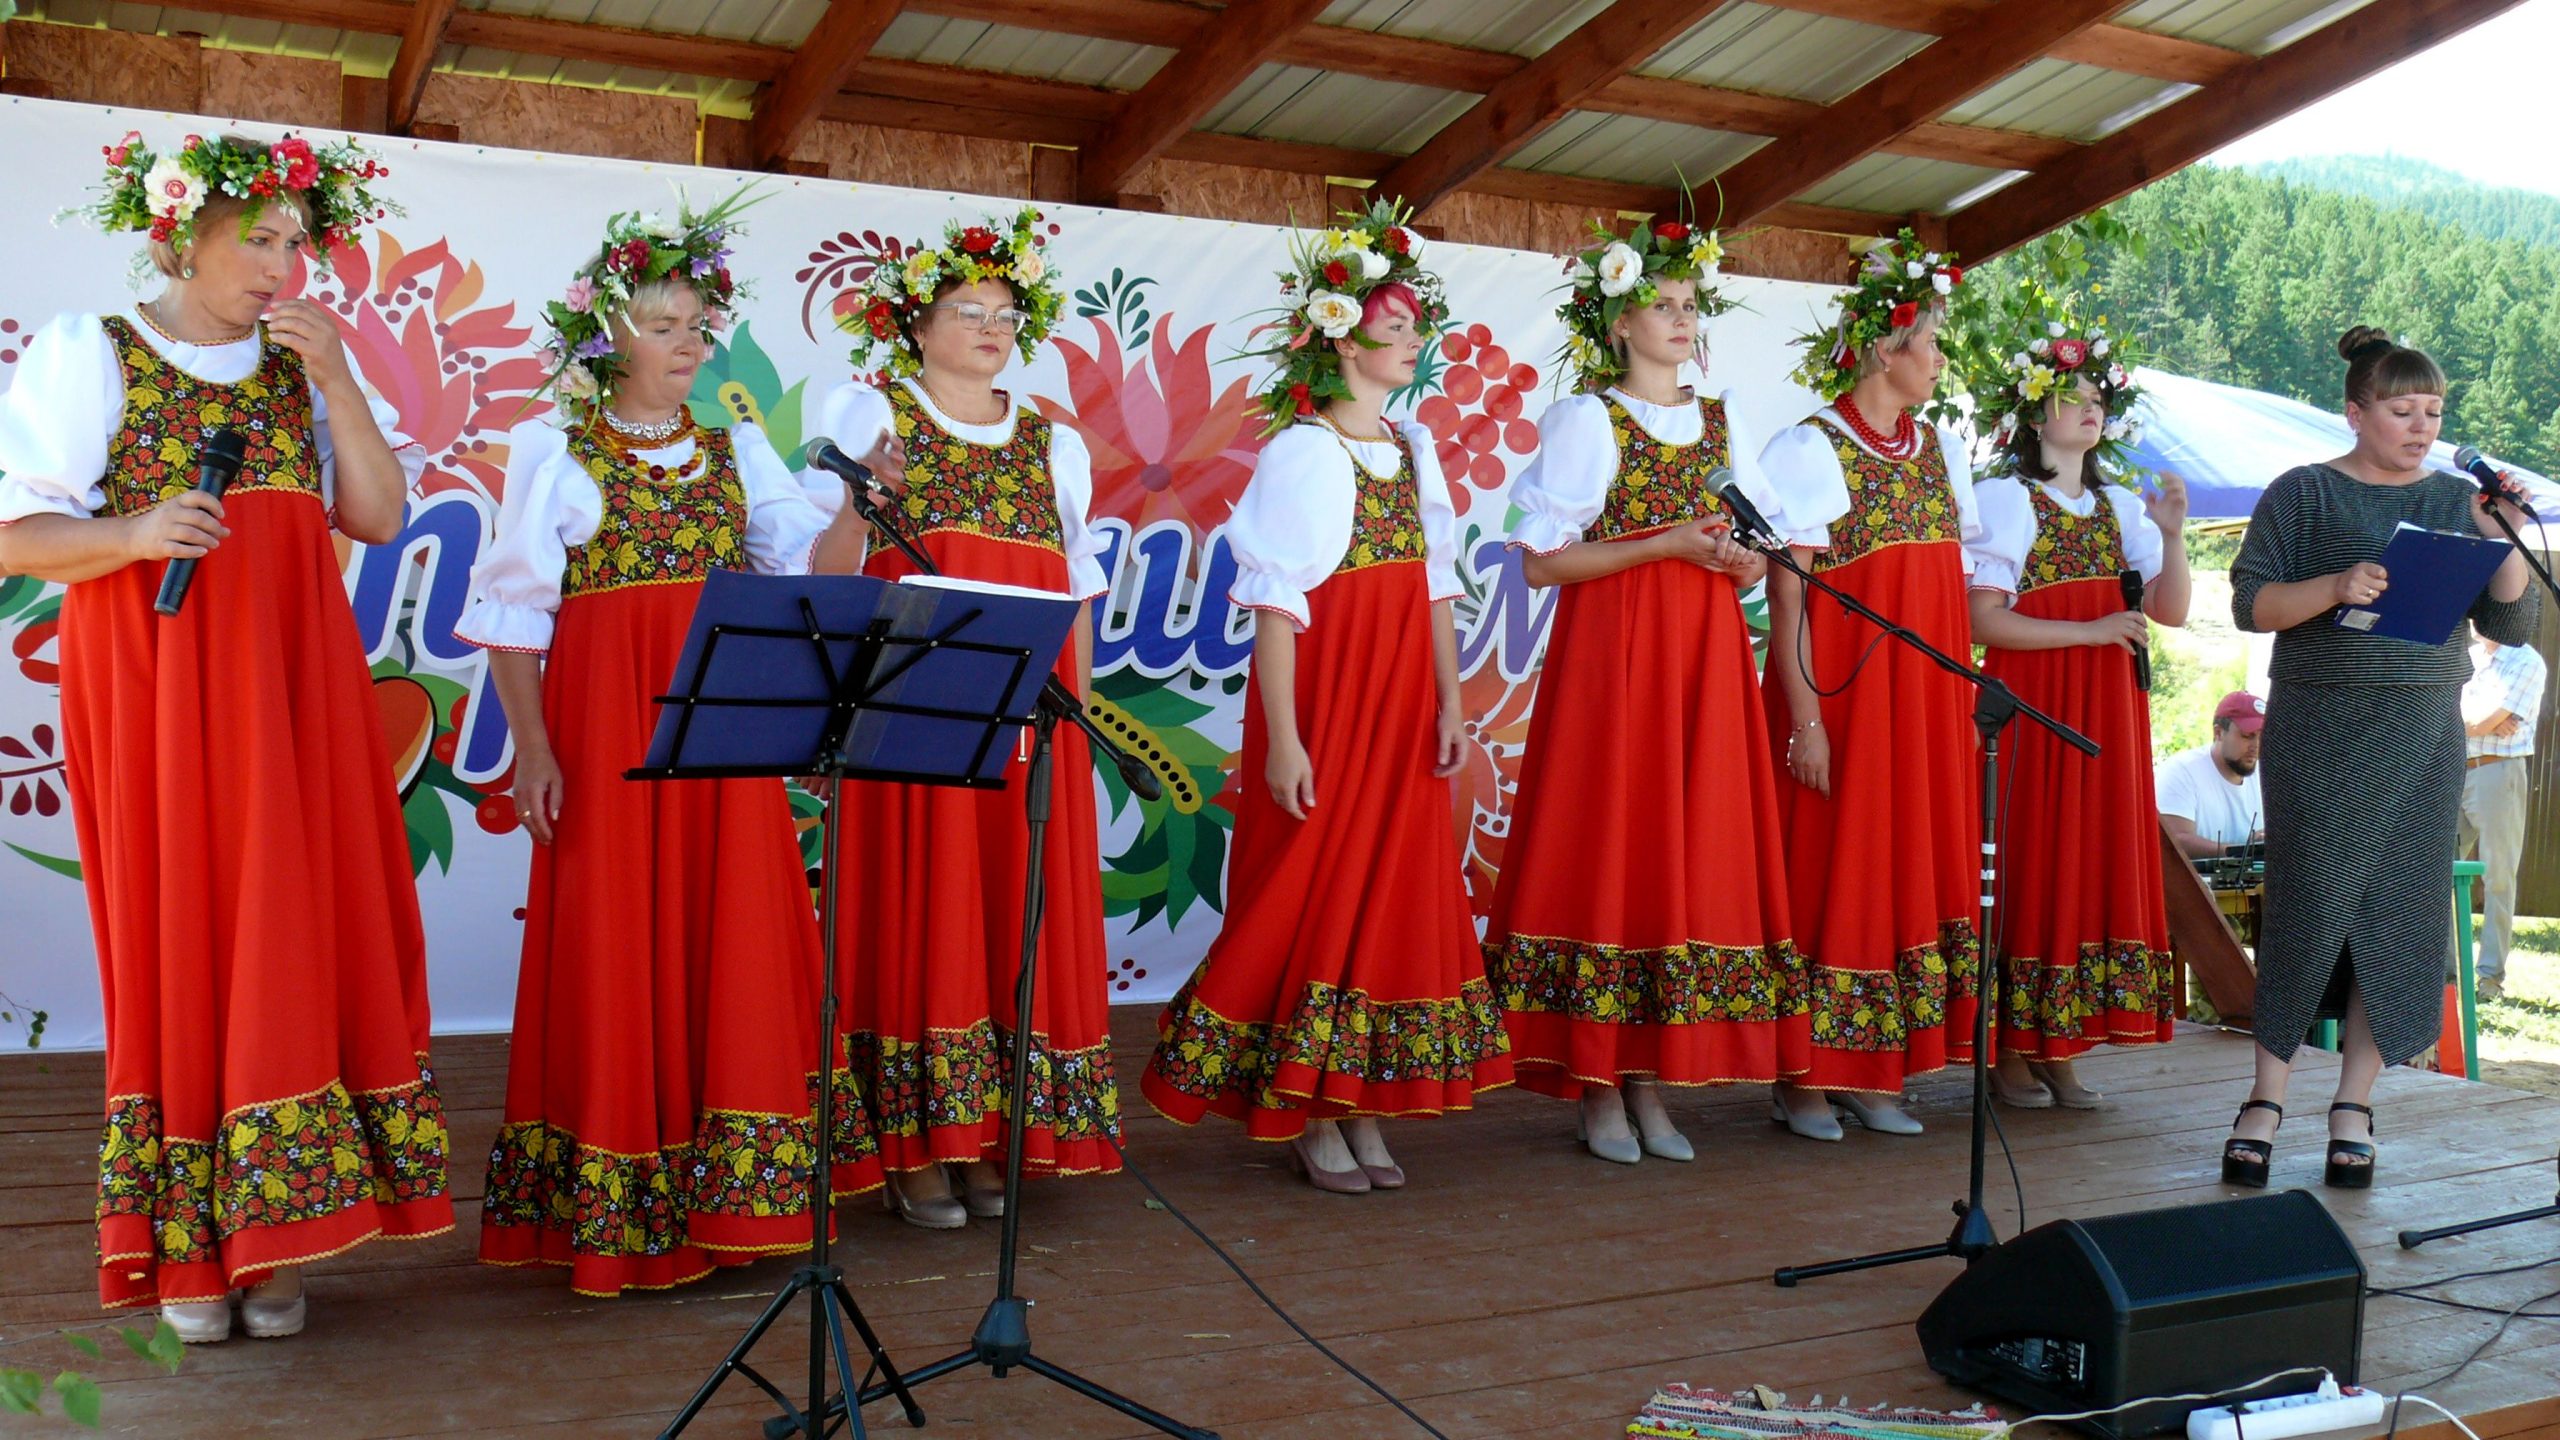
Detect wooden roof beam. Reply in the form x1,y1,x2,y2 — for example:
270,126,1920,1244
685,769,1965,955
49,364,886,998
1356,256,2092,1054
384,0,459,134
1752,0,2246,84
1074,0,1337,205
1711,0,2134,230
1377,0,1739,214
1946,0,2536,260
750,0,903,170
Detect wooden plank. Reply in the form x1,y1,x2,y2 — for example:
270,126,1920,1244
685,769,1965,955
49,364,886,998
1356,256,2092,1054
748,0,902,171
1375,0,1738,213
2161,821,2258,1021
1948,0,2539,259
1075,0,1337,205
1713,0,2135,229
382,0,457,135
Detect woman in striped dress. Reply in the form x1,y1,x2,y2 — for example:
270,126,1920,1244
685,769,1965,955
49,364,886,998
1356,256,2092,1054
2220,327,2535,1190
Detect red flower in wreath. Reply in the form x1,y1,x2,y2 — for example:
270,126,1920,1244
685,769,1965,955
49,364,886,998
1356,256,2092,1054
270,136,320,190
1322,259,1351,286
610,238,651,272
957,226,1000,255
2050,337,2089,371
1943,265,1965,288
1386,227,1412,256
1291,382,1315,415
1653,220,1690,242
1889,300,1920,330
865,299,896,339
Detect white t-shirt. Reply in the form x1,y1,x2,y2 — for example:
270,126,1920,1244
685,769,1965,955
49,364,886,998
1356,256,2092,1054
2154,746,2261,848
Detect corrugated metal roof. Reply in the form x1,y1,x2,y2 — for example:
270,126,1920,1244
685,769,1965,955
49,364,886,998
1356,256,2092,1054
868,12,1166,91
2118,0,2375,53
1797,151,2013,215
1511,111,1766,188
1206,65,1472,155
1640,4,1930,104
1318,0,1613,57
1943,58,2185,142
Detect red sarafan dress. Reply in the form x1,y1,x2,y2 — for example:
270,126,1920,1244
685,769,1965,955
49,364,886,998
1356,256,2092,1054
815,378,1121,1176
1141,421,1511,1135
1968,475,2175,1058
459,416,881,1298
1758,410,1982,1094
0,312,452,1309
1482,389,1811,1096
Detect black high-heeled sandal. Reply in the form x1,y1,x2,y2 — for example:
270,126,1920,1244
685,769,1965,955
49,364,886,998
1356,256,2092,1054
2221,1099,2284,1187
2325,1102,2376,1190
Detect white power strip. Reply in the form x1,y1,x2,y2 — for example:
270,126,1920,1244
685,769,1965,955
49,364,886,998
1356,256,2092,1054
2185,1383,2389,1440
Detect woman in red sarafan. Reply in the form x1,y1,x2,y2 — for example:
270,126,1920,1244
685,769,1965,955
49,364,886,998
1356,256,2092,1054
1142,203,1511,1193
1759,231,1983,1138
1483,216,1814,1166
0,131,450,1340
1967,315,2188,1109
816,208,1122,1229
460,191,880,1297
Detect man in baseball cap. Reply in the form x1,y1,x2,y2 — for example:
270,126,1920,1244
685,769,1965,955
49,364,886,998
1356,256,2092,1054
2158,691,2265,859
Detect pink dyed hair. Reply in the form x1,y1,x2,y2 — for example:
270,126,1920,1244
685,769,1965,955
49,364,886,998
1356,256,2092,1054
1359,282,1421,329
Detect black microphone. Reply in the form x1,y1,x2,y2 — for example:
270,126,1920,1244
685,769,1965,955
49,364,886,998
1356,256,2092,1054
154,426,248,617
802,435,876,491
1705,468,1782,548
2119,568,2150,693
2453,445,2537,518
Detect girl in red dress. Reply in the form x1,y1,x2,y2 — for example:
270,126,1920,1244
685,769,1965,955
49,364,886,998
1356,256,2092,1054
1760,232,1981,1139
1484,217,1818,1163
461,191,881,1296
1140,202,1511,1192
817,208,1119,1228
1966,314,2189,1108
0,132,449,1340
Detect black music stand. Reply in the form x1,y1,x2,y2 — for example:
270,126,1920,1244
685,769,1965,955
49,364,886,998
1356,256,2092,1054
637,568,1074,1440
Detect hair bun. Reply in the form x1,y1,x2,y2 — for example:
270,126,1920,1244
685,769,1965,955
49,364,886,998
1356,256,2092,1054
2338,325,2393,363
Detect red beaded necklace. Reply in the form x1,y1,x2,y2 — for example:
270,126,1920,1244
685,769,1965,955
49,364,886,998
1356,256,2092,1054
1834,393,1921,461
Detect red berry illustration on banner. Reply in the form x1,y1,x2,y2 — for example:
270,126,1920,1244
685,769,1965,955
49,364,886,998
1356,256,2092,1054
1413,324,1541,515
475,794,522,835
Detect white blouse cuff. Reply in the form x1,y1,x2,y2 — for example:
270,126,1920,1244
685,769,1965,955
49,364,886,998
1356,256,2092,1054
455,599,556,654
1230,569,1312,633
1968,558,2021,596
1508,511,1581,556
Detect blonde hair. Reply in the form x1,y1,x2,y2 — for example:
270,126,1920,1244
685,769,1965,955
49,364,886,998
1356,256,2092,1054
1854,304,1943,381
147,136,314,280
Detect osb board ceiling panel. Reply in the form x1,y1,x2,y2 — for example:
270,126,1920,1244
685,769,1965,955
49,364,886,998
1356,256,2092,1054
1637,3,1929,105
413,69,696,162
1942,58,2183,141
31,0,398,70
1797,151,2012,216
1508,111,1766,189
1321,0,1615,56
199,48,344,127
1204,66,1474,156
2116,0,2377,52
871,13,1168,90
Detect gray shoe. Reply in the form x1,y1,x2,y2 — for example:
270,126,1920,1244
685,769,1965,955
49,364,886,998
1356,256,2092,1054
1834,1092,1925,1135
1769,1096,1844,1142
1575,1114,1642,1165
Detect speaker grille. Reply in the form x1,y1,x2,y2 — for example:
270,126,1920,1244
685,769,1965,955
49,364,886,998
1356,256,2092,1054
2076,1194,2356,1304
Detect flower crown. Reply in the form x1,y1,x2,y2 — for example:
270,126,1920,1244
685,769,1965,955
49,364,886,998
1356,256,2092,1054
70,129,396,276
1789,228,1963,401
537,186,759,424
1984,308,2147,475
840,207,1063,379
1554,213,1735,391
1243,196,1448,436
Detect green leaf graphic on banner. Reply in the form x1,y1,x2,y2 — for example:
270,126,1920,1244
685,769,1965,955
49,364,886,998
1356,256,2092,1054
1089,668,1235,932
692,322,810,461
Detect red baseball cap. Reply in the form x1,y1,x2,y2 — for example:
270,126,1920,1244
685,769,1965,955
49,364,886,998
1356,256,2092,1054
2215,690,2267,734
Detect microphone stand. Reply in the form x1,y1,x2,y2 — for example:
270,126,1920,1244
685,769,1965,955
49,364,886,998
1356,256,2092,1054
1729,514,2099,1287
2469,483,2560,609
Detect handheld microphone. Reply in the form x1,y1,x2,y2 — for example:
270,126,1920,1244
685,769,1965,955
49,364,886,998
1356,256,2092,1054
1705,468,1782,548
153,426,248,618
802,435,875,491
2453,446,2537,518
2118,568,2151,693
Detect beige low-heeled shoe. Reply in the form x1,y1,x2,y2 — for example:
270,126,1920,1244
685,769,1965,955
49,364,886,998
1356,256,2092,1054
162,1296,232,1345
241,1267,305,1339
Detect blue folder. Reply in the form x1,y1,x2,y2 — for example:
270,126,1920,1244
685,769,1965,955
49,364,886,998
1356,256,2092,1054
2332,522,2511,646
636,569,1077,784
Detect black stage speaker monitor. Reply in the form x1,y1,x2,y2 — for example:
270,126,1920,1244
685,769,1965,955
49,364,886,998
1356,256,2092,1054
1916,1191,2364,1440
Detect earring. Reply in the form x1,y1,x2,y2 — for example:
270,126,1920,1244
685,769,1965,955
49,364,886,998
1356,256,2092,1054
180,263,195,280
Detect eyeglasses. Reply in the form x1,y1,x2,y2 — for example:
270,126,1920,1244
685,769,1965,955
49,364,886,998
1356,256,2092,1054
929,301,1031,333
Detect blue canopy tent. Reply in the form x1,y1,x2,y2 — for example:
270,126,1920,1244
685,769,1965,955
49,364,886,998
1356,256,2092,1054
2120,366,2560,525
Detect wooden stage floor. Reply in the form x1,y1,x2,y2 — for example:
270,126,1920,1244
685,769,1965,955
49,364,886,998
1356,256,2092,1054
7,1019,2560,1439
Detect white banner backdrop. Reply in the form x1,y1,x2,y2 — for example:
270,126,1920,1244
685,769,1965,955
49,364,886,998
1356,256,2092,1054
0,94,1839,1051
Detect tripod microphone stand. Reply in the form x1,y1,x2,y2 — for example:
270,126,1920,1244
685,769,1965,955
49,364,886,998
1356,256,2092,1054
812,464,1217,1439
1728,515,2096,1288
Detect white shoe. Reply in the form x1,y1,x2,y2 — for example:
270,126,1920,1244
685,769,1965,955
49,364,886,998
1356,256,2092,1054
163,1297,232,1344
1769,1092,1844,1142
1834,1092,1925,1135
241,1268,305,1339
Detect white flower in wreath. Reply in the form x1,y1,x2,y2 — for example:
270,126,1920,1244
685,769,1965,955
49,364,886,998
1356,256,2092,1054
2102,416,2130,442
557,361,600,403
1995,412,2019,443
2011,351,2033,371
1356,247,1389,281
2108,364,2128,388
141,158,203,221
1906,260,1926,279
1304,289,1362,339
2091,336,2111,358
1014,247,1047,286
1596,242,1644,297
1932,271,1954,296
2047,320,2068,338
2029,337,2051,356
640,212,685,241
